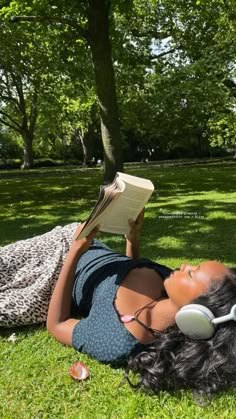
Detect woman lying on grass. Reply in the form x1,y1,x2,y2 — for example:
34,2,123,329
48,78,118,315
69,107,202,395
1,210,236,399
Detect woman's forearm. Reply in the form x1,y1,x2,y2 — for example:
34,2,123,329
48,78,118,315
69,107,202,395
126,239,140,259
125,210,144,259
46,245,83,330
46,226,99,333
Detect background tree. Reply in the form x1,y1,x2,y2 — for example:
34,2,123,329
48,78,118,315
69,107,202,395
0,22,41,168
0,0,235,173
0,126,22,166
2,0,124,181
109,0,235,158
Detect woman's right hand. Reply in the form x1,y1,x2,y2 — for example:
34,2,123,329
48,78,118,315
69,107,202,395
71,224,100,255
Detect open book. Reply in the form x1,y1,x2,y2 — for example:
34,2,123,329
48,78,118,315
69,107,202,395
76,172,154,239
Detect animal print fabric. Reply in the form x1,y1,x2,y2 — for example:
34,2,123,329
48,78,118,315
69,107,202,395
0,223,79,327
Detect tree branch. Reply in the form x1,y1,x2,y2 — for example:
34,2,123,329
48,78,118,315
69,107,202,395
10,15,89,41
0,110,22,132
0,93,19,107
9,72,26,115
29,89,38,135
1,75,22,112
130,29,172,40
150,48,176,60
0,117,22,133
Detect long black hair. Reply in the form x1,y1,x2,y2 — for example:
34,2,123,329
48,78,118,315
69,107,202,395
127,268,236,398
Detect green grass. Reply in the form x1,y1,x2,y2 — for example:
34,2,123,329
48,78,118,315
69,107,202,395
1,162,236,418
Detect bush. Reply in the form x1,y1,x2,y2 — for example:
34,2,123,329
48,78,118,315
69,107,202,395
0,159,22,170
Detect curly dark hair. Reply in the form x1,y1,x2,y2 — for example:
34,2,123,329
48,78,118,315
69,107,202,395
127,268,236,398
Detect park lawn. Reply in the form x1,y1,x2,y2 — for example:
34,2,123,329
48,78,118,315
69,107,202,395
0,161,236,418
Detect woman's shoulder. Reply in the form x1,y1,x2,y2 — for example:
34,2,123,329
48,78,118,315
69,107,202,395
135,258,173,281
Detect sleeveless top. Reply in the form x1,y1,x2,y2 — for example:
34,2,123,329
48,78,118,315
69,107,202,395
72,240,173,365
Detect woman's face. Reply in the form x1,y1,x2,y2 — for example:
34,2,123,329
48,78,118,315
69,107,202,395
164,261,229,307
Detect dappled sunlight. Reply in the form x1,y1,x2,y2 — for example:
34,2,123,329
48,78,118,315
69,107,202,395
0,164,235,265
157,236,185,249
208,211,236,220
0,164,236,418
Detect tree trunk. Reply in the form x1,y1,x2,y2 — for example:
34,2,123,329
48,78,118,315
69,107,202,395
87,0,123,182
78,124,96,166
21,130,33,169
19,83,38,169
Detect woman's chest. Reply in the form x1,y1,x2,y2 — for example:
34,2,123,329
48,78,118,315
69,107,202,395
114,268,165,343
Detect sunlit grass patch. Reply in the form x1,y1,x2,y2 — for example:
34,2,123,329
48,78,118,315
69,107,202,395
0,162,236,417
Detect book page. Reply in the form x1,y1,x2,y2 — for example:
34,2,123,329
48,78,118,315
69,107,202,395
116,172,154,190
84,183,117,223
76,189,122,239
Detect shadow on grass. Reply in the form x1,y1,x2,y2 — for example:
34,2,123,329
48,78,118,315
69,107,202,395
0,323,45,338
1,163,235,262
0,173,103,244
109,163,236,266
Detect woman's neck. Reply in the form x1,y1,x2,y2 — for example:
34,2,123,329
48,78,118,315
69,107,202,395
151,298,178,331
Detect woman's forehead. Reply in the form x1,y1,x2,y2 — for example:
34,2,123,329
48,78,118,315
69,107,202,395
199,261,228,279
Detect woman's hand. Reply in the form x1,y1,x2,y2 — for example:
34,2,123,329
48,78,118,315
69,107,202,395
71,223,100,255
72,222,87,240
125,209,145,244
125,209,144,259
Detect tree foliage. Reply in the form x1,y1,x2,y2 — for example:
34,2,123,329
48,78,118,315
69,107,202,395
0,0,123,180
113,0,236,153
0,0,235,173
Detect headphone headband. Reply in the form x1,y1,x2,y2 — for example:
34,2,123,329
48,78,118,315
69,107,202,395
212,304,236,325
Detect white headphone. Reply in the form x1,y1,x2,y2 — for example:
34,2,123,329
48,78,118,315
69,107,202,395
175,303,236,339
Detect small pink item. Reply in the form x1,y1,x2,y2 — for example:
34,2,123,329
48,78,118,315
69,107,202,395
69,361,89,381
120,315,134,323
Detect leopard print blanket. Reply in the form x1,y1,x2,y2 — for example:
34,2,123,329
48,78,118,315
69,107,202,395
0,223,79,327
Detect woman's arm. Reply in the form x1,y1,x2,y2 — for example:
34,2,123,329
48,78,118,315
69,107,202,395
125,209,144,259
46,224,99,346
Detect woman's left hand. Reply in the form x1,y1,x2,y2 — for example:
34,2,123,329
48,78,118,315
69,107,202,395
125,208,145,243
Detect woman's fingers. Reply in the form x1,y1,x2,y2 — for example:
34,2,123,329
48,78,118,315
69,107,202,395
87,225,100,239
73,222,86,239
128,218,135,227
135,208,145,224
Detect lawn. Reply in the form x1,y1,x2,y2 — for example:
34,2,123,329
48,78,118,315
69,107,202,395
0,161,236,418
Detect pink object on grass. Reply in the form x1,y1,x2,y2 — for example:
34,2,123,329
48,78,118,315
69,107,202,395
69,361,89,381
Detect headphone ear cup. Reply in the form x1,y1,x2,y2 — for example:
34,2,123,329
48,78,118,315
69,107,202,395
175,304,216,340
